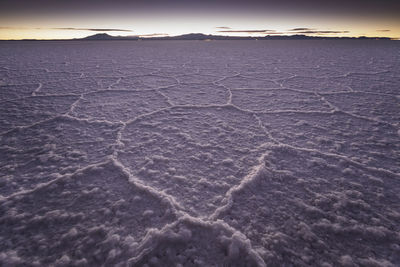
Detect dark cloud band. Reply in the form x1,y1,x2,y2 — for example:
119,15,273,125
289,28,315,31
0,26,132,32
218,30,275,33
53,28,132,32
294,30,349,34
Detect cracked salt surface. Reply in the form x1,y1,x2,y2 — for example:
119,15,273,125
0,40,399,266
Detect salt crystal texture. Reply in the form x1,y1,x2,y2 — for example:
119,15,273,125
0,40,399,266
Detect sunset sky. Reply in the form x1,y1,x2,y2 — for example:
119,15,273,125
1,0,399,40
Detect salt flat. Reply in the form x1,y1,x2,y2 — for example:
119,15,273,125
0,40,399,266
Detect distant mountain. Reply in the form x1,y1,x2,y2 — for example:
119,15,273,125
81,33,222,41
82,33,139,40
80,33,392,41
82,33,115,40
2,33,393,41
148,33,253,40
165,33,212,40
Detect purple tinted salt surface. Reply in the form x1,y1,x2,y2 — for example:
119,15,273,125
0,40,399,266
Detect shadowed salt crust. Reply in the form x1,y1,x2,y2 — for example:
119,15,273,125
0,40,399,266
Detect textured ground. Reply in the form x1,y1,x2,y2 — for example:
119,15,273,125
0,40,399,266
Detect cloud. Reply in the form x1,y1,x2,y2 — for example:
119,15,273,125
288,28,350,35
51,27,132,32
138,33,169,37
376,29,390,32
218,29,275,33
264,32,286,35
0,26,132,32
295,30,349,34
289,28,315,31
215,26,231,29
0,26,26,30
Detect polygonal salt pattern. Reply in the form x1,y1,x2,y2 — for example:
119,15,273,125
176,74,219,84
333,73,400,95
0,162,176,266
112,75,178,90
71,90,170,122
154,67,199,77
258,112,400,173
218,76,278,89
240,72,295,81
278,67,346,78
0,95,79,133
218,145,400,266
0,116,119,196
162,84,229,105
0,84,38,101
131,218,263,266
322,92,400,124
0,40,399,266
118,106,270,216
282,76,347,92
2,72,82,85
231,89,333,112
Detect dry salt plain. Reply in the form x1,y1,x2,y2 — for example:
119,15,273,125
0,40,399,266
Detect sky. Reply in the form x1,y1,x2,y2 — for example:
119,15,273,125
0,0,399,40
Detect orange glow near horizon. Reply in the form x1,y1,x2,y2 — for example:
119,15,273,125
0,12,399,40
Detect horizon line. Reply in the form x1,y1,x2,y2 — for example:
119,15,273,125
0,32,397,41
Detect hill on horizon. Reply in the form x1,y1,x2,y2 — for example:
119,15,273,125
80,33,392,41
